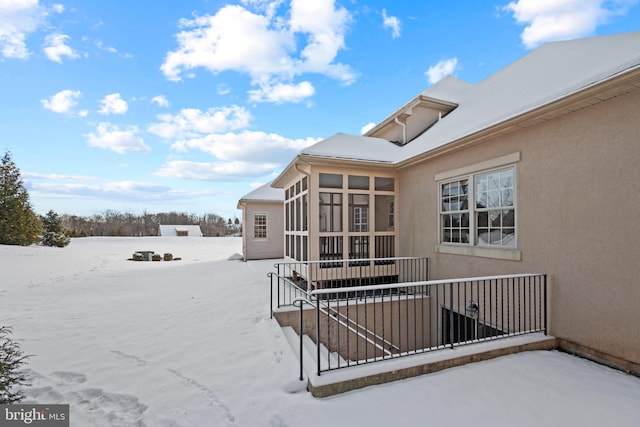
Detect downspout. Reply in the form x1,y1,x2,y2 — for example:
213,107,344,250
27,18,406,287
395,117,407,145
294,162,310,177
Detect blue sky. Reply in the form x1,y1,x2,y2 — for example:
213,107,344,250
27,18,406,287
1,0,639,221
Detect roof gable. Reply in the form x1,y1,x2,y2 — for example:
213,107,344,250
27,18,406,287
238,181,284,206
273,32,640,173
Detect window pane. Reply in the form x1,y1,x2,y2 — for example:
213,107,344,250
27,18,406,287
348,175,369,190
302,194,308,231
375,195,394,231
442,179,468,211
475,167,516,247
319,173,343,188
254,213,267,239
319,192,342,232
375,177,394,191
349,194,369,232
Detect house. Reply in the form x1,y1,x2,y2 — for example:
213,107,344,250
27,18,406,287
237,181,284,260
158,224,203,237
270,32,640,377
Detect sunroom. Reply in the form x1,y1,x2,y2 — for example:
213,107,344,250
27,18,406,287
274,158,406,292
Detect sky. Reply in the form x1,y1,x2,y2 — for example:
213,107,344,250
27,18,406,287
1,0,639,221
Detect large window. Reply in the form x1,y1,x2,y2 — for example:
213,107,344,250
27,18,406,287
475,168,515,246
440,166,515,248
254,213,267,239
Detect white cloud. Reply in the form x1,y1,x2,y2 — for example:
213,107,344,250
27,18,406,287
161,0,355,103
98,93,128,115
41,89,82,114
52,4,64,14
170,130,319,163
382,9,401,38
95,39,117,54
217,83,231,95
0,0,47,59
248,81,315,103
148,106,252,139
95,39,132,58
151,95,170,108
43,33,79,63
360,122,376,135
503,0,638,49
425,58,459,85
155,160,280,181
289,0,354,80
85,123,150,154
24,172,198,205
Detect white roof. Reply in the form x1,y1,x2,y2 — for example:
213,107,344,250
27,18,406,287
300,32,640,165
238,181,284,203
301,133,402,163
158,224,203,237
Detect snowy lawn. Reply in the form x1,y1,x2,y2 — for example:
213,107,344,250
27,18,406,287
1,237,639,426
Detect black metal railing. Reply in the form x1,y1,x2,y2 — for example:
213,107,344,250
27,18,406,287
268,257,430,316
302,273,547,375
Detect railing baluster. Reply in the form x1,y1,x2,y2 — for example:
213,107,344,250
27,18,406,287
271,260,547,376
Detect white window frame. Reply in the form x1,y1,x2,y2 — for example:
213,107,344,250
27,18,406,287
254,212,267,240
435,153,521,261
353,206,368,232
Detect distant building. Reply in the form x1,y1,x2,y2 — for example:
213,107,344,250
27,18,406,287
158,224,203,237
237,182,284,260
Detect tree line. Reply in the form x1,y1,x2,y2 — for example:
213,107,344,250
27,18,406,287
0,151,241,247
63,211,241,237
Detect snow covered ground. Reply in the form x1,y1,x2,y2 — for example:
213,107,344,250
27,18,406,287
1,237,639,426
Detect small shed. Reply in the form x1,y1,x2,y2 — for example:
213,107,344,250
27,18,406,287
237,182,284,260
158,224,203,237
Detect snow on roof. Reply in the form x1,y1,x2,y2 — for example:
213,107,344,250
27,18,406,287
238,181,284,203
300,132,403,163
398,32,640,162
417,75,474,104
158,224,203,237
296,32,640,165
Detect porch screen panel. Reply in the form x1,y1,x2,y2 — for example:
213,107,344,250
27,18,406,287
320,192,342,232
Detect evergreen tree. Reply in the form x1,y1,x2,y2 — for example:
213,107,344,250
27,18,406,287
40,210,70,247
0,152,42,246
0,326,30,404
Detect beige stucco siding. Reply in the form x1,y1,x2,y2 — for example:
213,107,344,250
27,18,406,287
398,88,640,364
241,202,284,260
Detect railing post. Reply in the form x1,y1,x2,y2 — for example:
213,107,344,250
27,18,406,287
270,272,273,319
277,263,281,309
449,281,454,349
316,297,321,376
543,274,548,335
299,300,304,381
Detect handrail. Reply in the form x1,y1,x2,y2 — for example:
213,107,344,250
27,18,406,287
314,298,396,358
292,297,312,381
271,259,546,378
310,273,545,296
292,294,402,380
310,272,547,374
267,271,308,318
315,298,399,355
